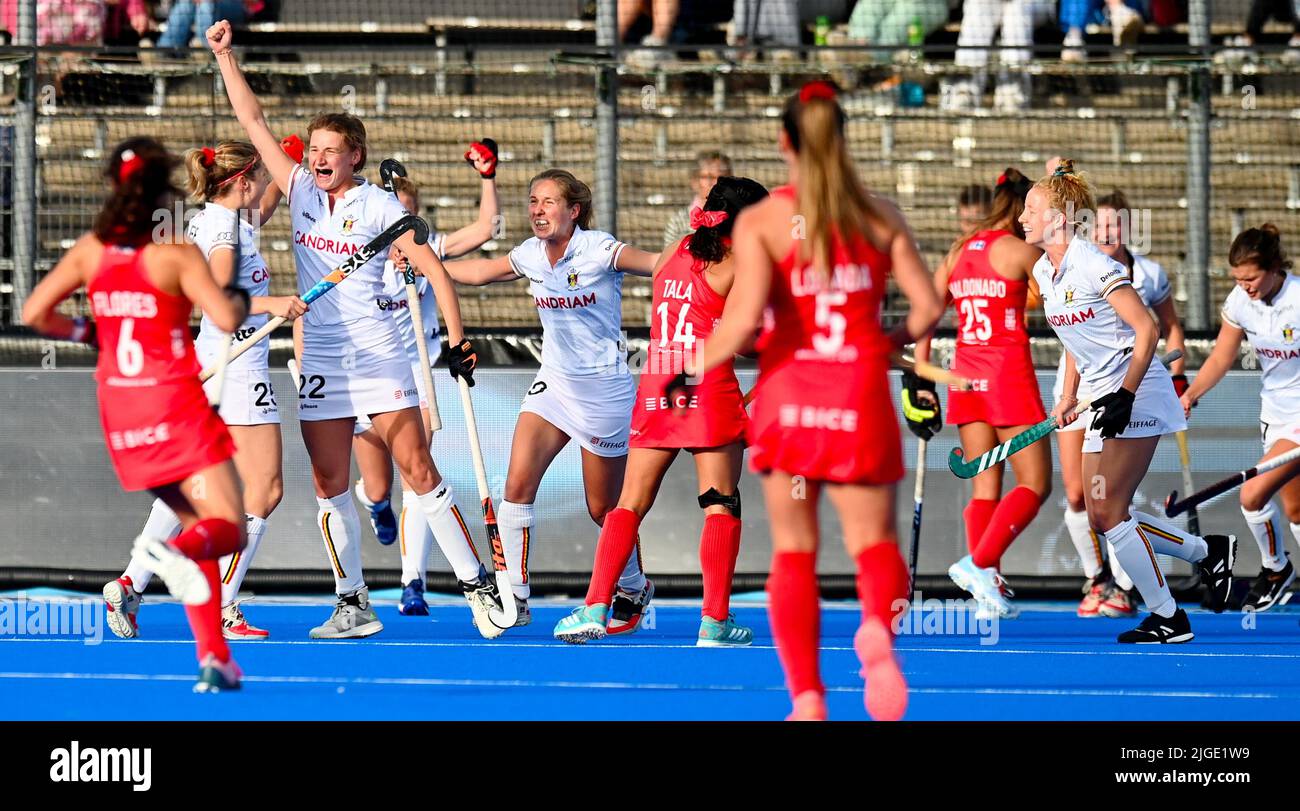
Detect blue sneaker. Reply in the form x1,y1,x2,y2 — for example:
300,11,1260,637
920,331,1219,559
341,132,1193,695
399,578,429,616
697,613,753,647
355,480,397,546
553,604,609,644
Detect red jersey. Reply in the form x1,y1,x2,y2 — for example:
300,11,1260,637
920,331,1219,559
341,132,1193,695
88,244,201,388
631,237,746,449
947,229,1029,349
748,186,901,484
87,243,233,491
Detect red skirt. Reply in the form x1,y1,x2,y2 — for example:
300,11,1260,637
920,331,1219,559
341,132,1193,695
630,366,748,450
946,343,1047,428
747,356,903,485
97,379,236,492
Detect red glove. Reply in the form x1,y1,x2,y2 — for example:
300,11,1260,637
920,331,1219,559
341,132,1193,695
280,134,305,164
1171,373,1189,398
464,138,498,179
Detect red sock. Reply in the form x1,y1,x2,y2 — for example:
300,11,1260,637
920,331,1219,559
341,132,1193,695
700,514,742,621
767,551,822,698
586,508,641,607
963,499,997,556
855,543,910,632
972,486,1043,570
183,559,230,664
170,518,243,561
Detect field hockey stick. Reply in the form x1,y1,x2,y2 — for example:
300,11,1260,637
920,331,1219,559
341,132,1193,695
1174,430,1200,535
198,214,430,382
287,357,300,401
207,205,243,407
948,349,1184,479
380,158,442,433
1165,444,1300,518
908,438,926,595
456,375,518,629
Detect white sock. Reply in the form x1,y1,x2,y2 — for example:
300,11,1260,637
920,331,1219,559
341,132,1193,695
1064,508,1104,578
1242,503,1287,571
617,535,647,593
124,498,184,591
1291,523,1300,562
1130,510,1209,563
417,482,483,583
400,489,433,584
1104,516,1177,617
317,491,365,595
1108,545,1135,591
219,514,266,606
497,500,535,599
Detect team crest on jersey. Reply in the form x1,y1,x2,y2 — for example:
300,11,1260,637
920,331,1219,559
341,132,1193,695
1063,288,1075,307
970,240,986,251
566,270,579,290
341,216,356,235
1284,325,1296,344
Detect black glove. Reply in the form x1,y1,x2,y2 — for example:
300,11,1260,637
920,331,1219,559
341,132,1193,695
1170,373,1189,398
224,284,251,322
69,316,97,346
664,370,691,409
464,138,498,179
901,371,942,441
447,338,477,386
1090,387,1136,439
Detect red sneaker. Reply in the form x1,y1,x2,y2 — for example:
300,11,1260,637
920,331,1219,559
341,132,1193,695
103,577,142,639
222,603,269,641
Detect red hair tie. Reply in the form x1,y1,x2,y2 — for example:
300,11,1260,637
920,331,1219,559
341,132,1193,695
118,149,144,183
689,206,729,230
995,172,1007,187
200,147,216,168
799,81,837,104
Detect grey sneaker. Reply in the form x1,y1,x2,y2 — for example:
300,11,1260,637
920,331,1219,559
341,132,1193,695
130,534,210,606
512,595,532,627
309,588,384,639
460,569,507,639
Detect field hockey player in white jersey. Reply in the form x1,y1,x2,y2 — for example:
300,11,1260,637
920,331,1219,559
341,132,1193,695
1054,187,1189,619
352,155,500,616
1023,159,1235,643
103,139,307,642
1182,225,1300,612
446,169,660,630
208,20,506,640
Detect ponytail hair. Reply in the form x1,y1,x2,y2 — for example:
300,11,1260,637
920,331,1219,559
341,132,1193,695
963,167,1032,243
687,176,769,264
1229,224,1292,274
781,81,883,275
529,168,594,230
184,140,260,202
93,137,181,246
1034,158,1095,234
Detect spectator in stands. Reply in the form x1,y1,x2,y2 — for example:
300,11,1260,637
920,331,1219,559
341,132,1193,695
618,0,679,67
104,0,154,46
957,183,993,237
730,0,851,50
943,0,1055,113
843,0,948,52
663,149,732,248
157,0,262,50
0,0,105,46
1060,0,1144,62
1220,0,1300,62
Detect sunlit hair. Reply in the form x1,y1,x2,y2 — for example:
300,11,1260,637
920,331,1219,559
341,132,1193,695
184,140,260,202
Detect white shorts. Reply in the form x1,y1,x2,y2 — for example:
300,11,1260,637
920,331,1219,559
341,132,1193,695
299,321,419,422
1261,420,1300,453
202,365,280,426
1082,373,1187,453
520,367,635,458
354,344,443,434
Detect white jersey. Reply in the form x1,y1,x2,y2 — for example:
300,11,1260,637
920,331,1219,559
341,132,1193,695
190,203,271,371
288,165,411,333
507,225,629,378
1035,237,1168,397
1222,273,1300,424
377,233,446,365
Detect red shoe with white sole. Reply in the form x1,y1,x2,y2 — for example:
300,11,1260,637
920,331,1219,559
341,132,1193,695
103,576,142,639
222,603,269,641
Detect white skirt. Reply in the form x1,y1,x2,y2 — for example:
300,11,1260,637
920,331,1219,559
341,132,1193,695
520,367,635,458
355,352,442,435
201,365,280,427
1261,419,1300,453
299,319,419,422
1082,370,1187,453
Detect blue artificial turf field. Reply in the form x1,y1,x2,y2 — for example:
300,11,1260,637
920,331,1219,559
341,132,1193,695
3,590,1299,721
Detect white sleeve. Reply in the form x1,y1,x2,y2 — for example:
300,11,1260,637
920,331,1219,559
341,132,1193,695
1083,254,1132,300
286,164,315,208
1148,261,1172,306
1221,288,1245,329
590,231,626,273
507,245,527,278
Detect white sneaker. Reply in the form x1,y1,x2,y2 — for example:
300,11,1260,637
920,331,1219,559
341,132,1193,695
459,569,507,639
994,79,1028,112
1062,29,1086,62
939,79,978,112
949,555,1014,617
130,535,210,606
309,588,383,639
627,34,667,71
102,576,142,639
1109,3,1142,48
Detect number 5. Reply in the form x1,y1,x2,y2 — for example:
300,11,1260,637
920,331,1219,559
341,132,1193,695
813,291,847,356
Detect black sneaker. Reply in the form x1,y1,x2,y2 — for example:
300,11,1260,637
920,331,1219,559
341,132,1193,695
1117,608,1194,644
1198,534,1237,613
1242,558,1296,613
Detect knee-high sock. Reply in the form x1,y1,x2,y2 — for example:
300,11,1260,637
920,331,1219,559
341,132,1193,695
317,492,365,595
124,498,184,591
1243,503,1287,571
963,499,997,557
399,489,434,585
768,551,822,699
1108,545,1135,591
416,483,483,583
972,486,1043,570
700,514,742,621
171,517,242,561
587,507,641,607
218,515,266,607
617,535,647,593
184,559,230,665
1064,508,1105,579
1130,510,1209,563
1104,516,1176,617
855,543,909,633
496,500,534,599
